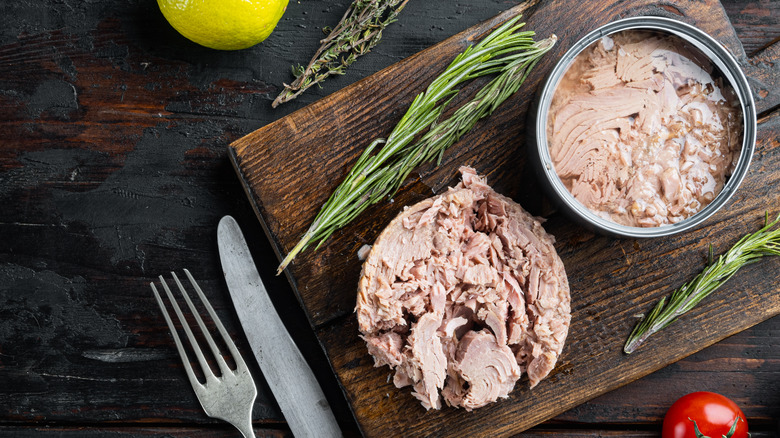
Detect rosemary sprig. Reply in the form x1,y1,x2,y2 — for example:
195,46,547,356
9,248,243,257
624,213,780,354
272,0,410,107
277,15,556,273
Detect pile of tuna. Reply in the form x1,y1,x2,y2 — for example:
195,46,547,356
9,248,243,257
356,167,570,410
547,30,743,227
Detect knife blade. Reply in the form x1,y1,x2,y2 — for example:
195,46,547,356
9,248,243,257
217,215,342,438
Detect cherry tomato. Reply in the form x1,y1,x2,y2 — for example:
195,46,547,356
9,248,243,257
662,391,748,438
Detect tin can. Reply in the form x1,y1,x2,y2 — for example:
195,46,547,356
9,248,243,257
528,16,757,238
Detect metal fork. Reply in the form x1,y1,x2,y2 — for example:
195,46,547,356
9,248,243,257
151,269,257,438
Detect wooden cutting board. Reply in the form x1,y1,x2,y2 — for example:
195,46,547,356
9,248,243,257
228,0,780,436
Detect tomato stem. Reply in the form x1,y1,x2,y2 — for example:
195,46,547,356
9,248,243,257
688,416,743,438
689,417,709,438
724,416,743,438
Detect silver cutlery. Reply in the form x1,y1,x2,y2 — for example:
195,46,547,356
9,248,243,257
218,215,342,438
151,270,257,438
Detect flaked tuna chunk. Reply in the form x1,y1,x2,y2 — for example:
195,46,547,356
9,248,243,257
403,313,447,410
362,331,404,367
449,330,521,411
357,167,571,410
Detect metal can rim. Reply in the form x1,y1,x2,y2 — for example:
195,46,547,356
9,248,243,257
532,16,757,238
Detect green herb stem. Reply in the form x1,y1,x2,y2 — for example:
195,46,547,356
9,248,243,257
277,15,555,273
272,0,410,107
624,213,780,354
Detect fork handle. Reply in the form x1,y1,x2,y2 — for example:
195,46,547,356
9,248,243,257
235,417,255,438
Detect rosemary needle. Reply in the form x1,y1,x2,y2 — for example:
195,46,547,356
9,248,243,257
624,213,780,354
277,15,556,273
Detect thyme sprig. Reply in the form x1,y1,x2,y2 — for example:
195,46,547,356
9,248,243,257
272,0,410,107
277,15,555,273
624,213,780,354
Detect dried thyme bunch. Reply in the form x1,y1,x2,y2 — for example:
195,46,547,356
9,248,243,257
272,0,410,107
277,15,556,272
624,213,780,354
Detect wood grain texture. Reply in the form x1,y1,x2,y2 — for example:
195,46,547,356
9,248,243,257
0,0,521,434
557,313,780,427
722,0,780,56
0,427,290,437
230,2,543,326
0,427,776,438
1,0,779,436
721,0,780,116
229,0,780,436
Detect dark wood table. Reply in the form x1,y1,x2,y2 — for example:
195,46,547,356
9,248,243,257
1,1,778,436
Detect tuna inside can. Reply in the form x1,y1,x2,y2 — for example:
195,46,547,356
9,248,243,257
530,17,756,238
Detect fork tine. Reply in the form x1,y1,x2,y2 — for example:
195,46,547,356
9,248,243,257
153,271,259,438
150,281,204,390
183,269,249,370
172,271,232,376
157,274,217,383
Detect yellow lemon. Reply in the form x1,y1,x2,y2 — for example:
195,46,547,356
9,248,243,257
157,0,289,50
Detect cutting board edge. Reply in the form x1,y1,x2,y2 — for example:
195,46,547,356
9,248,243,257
226,146,306,308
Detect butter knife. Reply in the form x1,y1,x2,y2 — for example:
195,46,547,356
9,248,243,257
217,215,342,438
